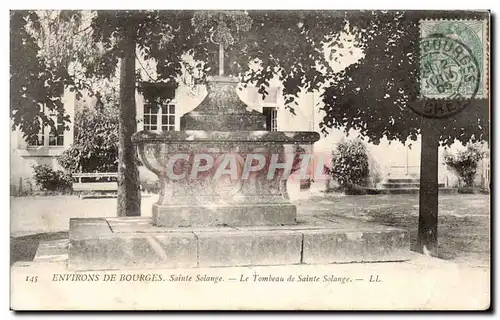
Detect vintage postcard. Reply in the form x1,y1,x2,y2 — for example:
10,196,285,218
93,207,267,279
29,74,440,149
10,9,490,310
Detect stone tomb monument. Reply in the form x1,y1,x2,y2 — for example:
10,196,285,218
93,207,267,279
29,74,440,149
68,28,410,270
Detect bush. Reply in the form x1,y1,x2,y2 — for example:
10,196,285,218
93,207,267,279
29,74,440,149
330,139,370,192
444,142,486,189
58,104,118,173
479,187,490,195
32,164,73,193
458,187,475,194
367,152,382,187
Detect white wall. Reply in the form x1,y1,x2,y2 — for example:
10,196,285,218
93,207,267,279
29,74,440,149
10,87,76,189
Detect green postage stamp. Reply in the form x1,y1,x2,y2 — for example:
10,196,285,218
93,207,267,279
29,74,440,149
420,19,489,99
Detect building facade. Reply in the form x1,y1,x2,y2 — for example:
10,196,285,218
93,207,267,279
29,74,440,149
10,67,489,192
10,88,76,192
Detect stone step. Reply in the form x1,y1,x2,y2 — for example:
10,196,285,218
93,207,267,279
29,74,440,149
34,239,69,263
152,202,297,227
380,183,445,189
386,178,420,184
379,183,421,189
67,217,410,271
376,188,457,195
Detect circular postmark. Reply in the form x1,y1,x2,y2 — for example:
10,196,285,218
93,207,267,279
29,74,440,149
430,21,484,96
411,34,480,119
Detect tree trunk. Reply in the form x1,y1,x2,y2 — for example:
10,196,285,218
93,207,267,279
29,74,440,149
416,121,439,256
117,27,141,217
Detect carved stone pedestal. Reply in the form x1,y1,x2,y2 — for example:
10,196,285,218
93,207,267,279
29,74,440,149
66,75,411,271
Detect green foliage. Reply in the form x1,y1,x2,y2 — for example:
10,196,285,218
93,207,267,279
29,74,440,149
10,10,111,143
192,11,252,48
58,103,119,173
330,139,370,189
320,11,489,147
12,10,489,148
146,10,487,146
444,142,486,188
32,164,73,193
217,11,347,112
10,11,70,144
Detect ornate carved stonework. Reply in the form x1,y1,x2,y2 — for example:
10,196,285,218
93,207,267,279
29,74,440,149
180,76,266,131
133,22,319,227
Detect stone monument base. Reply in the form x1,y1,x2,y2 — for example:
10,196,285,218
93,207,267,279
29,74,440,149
67,215,410,271
152,202,297,227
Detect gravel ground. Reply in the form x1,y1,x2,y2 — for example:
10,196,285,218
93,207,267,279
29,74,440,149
10,192,490,267
294,193,490,267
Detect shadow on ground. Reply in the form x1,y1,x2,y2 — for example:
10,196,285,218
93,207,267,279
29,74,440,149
11,231,68,266
296,193,490,266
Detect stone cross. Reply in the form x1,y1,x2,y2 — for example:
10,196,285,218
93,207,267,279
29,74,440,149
218,42,224,76
210,22,234,77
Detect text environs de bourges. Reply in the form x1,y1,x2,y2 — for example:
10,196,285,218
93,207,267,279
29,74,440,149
52,273,381,284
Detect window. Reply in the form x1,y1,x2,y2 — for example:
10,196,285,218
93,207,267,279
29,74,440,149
140,82,176,132
27,84,65,147
161,104,176,131
248,86,279,131
143,104,158,131
28,111,65,147
143,103,176,132
262,107,278,131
